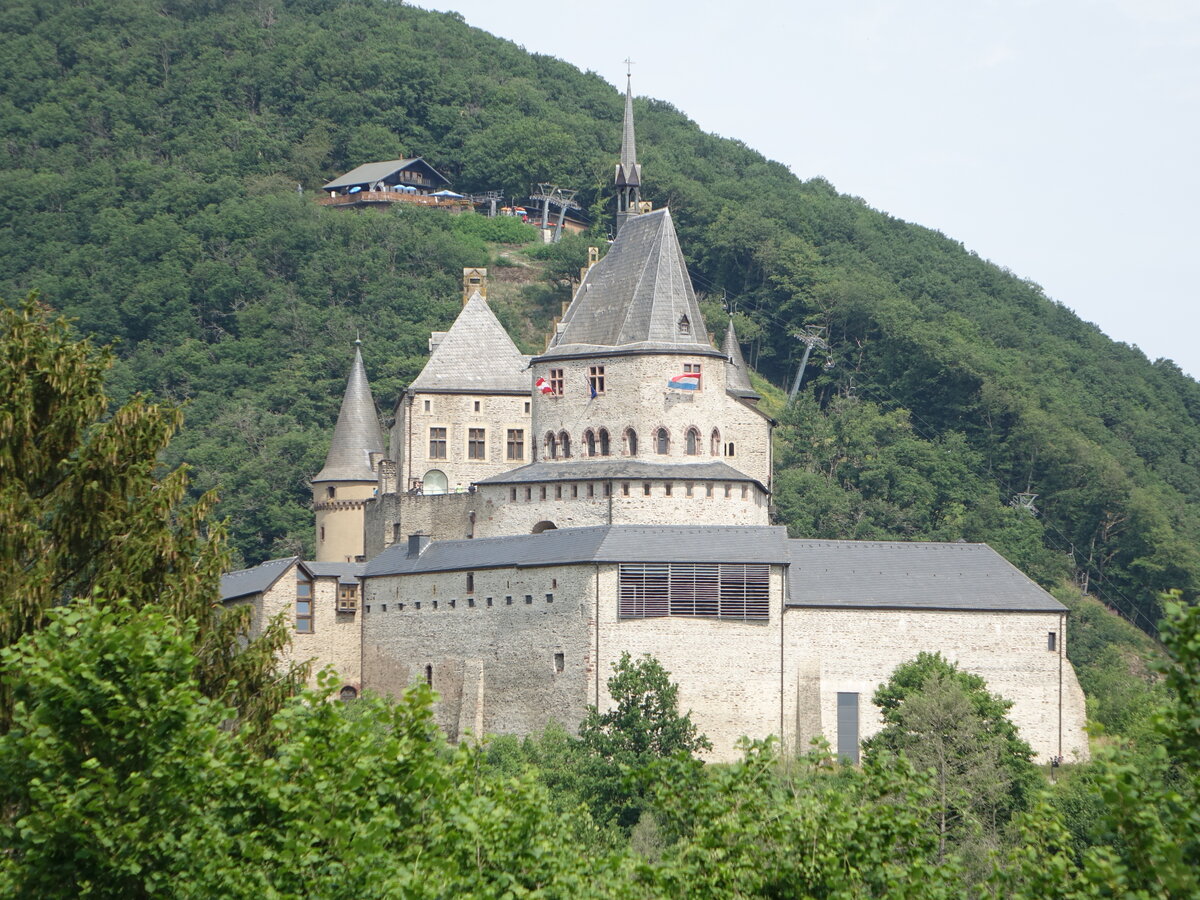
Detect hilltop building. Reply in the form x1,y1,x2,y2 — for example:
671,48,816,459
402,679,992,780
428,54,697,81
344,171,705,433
223,78,1089,764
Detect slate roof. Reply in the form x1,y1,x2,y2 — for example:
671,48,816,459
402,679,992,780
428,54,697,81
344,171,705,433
540,209,722,360
723,318,760,400
220,557,304,602
473,458,767,491
322,158,449,191
785,540,1066,612
305,561,366,586
315,345,385,483
408,291,530,395
365,525,790,577
615,75,641,188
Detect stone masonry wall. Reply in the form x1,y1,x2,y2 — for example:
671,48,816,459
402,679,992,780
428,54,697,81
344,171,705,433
595,563,789,763
530,351,771,489
392,390,530,492
782,607,1089,763
362,564,595,741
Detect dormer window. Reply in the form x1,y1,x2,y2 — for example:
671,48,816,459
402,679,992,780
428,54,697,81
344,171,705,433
678,315,690,335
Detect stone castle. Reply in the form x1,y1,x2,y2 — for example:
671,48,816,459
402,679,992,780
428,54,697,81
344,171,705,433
221,77,1088,764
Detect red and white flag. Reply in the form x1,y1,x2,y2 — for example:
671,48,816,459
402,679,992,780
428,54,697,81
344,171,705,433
535,377,554,395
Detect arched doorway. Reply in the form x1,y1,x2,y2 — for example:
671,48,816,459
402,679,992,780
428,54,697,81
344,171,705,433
422,469,448,494
532,520,558,534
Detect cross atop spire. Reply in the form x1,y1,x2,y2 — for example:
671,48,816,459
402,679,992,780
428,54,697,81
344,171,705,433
614,70,642,233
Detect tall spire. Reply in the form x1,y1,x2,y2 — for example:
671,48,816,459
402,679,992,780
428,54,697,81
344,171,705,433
723,318,760,401
314,344,385,483
614,72,642,234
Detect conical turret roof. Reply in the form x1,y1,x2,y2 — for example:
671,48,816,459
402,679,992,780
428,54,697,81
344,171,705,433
723,318,760,400
615,75,641,188
542,208,720,360
409,291,530,394
314,344,385,483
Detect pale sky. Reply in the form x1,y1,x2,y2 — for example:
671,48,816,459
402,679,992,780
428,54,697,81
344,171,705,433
420,0,1200,379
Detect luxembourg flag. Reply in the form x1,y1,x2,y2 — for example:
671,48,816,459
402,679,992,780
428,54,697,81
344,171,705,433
535,377,554,395
667,372,701,391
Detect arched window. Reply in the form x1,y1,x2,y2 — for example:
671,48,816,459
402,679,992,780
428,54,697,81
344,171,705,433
655,428,669,455
584,429,596,457
725,442,736,457
545,432,557,459
559,431,571,458
685,427,700,455
711,428,721,456
339,685,358,702
625,428,638,456
598,428,610,456
422,469,448,495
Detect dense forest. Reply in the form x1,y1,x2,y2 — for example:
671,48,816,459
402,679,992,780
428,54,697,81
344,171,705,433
3,0,1199,642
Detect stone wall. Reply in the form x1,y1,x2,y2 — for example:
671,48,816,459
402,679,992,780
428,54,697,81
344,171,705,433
362,563,596,740
530,351,772,488
392,390,530,492
596,563,789,762
782,607,1089,763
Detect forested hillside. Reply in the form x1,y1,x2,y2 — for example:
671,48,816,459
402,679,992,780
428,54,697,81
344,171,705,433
2,0,1197,631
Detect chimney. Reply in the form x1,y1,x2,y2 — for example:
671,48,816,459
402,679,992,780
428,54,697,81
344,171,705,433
407,533,431,558
462,267,487,304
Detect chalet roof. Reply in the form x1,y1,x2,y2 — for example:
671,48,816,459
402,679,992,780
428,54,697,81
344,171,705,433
785,540,1066,612
540,208,721,360
723,318,760,400
408,291,530,395
322,158,450,191
615,75,641,188
220,556,306,602
474,458,766,492
305,561,366,586
314,345,385,483
364,525,790,577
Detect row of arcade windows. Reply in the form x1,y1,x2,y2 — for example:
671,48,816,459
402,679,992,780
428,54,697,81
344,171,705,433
543,427,733,459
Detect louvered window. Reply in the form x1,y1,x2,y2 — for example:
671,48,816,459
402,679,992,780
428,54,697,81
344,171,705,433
618,563,769,621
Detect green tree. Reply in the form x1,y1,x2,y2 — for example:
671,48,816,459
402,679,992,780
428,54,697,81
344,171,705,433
864,652,1039,862
0,296,302,738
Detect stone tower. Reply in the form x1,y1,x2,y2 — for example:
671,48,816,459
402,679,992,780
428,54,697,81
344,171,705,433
614,73,642,234
313,342,385,562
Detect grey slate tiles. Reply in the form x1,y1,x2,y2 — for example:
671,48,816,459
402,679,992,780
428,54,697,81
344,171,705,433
408,290,530,395
315,345,385,483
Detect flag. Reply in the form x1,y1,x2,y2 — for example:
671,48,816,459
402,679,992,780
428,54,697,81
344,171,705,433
585,374,597,399
535,377,554,395
667,373,701,390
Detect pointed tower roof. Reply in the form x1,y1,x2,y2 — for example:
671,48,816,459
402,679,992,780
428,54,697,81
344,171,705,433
409,291,530,394
615,75,641,188
723,318,760,400
315,344,385,483
541,208,722,360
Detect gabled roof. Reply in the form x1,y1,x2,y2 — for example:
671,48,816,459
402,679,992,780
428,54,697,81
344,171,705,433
540,208,721,360
365,525,790,577
322,158,450,191
723,318,760,400
220,556,306,602
473,458,767,492
408,291,530,395
305,561,366,586
314,345,385,483
785,540,1066,612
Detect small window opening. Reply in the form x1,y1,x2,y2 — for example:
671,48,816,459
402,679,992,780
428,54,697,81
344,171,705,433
425,665,433,686
474,400,480,412
643,482,651,496
486,597,493,606
546,593,554,603
524,594,533,605
554,652,565,673
1048,632,1057,651
466,572,474,593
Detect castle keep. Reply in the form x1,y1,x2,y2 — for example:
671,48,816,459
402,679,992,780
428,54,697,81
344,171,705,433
221,76,1088,764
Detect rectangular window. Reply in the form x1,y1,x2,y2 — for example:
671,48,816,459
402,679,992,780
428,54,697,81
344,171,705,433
588,365,605,395
505,595,513,605
664,483,672,496
587,483,594,498
684,362,702,389
296,578,313,633
429,427,447,459
540,486,547,500
686,482,694,497
555,485,562,500
524,487,532,501
1048,632,1057,651
571,485,578,499
423,399,431,412
837,693,860,764
510,487,517,501
525,594,533,604
741,484,749,500
554,652,565,673
546,593,554,603
724,483,732,498
337,584,357,612
549,368,564,395
524,401,530,413
506,429,525,460
622,482,630,496
618,563,770,622
466,572,474,594
474,400,480,412
468,428,486,460
706,483,714,498
486,596,493,606
643,482,651,496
